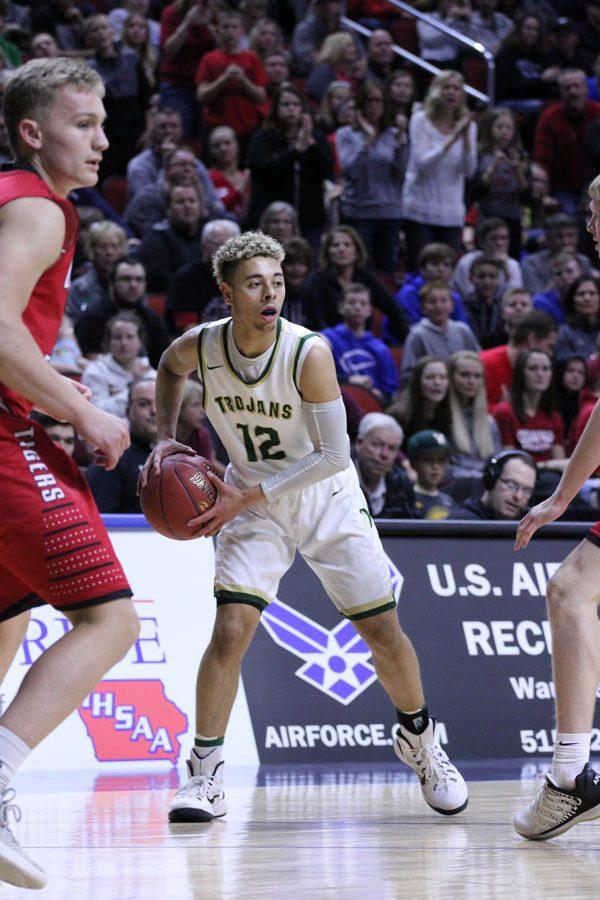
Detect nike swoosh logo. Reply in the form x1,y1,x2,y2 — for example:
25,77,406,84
207,364,223,370
558,741,577,746
332,488,343,497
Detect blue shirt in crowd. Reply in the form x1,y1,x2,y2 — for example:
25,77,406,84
322,324,399,400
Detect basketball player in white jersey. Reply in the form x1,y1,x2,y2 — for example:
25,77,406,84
512,175,600,840
139,231,468,821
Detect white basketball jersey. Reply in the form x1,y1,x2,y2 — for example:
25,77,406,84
197,317,322,486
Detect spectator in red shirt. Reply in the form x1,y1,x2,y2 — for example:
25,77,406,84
195,9,267,143
480,309,558,408
493,347,565,465
159,0,215,137
207,125,250,220
533,68,600,217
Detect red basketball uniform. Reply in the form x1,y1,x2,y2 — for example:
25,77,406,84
0,167,131,621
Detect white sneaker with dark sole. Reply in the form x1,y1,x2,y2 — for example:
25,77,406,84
394,719,469,815
169,749,227,823
514,763,600,840
0,789,47,889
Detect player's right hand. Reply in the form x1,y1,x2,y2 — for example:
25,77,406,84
75,405,131,471
515,495,567,551
137,438,196,493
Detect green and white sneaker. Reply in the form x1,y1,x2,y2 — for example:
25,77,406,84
169,748,227,823
0,789,47,889
394,719,469,815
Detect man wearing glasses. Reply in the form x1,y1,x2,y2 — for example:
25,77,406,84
453,450,537,519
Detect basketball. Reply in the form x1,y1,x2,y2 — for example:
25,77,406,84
140,453,217,540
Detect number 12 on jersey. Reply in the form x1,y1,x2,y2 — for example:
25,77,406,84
236,423,286,462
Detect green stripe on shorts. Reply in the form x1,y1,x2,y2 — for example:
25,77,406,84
215,588,269,612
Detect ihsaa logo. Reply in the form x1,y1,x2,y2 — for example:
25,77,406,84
261,557,403,705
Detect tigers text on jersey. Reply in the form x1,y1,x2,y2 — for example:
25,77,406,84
197,317,321,486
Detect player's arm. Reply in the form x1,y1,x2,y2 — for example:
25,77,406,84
137,327,201,490
189,338,350,537
0,198,130,468
515,399,600,549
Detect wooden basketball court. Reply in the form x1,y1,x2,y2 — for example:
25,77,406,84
3,764,599,898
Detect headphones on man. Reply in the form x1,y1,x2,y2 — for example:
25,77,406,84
482,450,536,491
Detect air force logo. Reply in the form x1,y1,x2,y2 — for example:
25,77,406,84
261,556,403,705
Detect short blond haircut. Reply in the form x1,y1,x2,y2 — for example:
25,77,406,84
3,58,104,155
212,230,285,284
317,32,354,65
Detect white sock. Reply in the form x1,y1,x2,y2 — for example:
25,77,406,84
551,733,591,790
193,734,224,762
0,726,31,792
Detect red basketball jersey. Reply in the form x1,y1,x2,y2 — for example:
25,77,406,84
0,167,79,418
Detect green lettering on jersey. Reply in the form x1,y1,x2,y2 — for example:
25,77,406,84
246,397,255,413
269,401,280,418
236,424,286,463
234,395,244,411
225,397,235,412
281,404,292,420
215,396,227,413
256,400,266,416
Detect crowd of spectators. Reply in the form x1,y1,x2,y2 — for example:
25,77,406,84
9,0,600,519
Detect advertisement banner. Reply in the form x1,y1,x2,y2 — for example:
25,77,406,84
242,528,600,762
5,523,258,773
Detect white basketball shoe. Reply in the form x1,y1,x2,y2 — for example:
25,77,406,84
514,764,600,840
394,718,469,815
0,789,47,889
169,748,227,823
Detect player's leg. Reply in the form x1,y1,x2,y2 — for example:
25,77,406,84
0,419,137,887
351,607,424,712
514,538,600,840
300,467,468,815
169,505,293,823
0,612,30,686
0,597,139,747
168,602,261,824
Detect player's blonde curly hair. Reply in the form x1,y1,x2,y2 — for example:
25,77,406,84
212,230,285,284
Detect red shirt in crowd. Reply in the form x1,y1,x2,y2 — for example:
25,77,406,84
480,344,512,408
533,101,600,192
195,49,267,135
492,402,564,462
209,169,250,219
159,4,214,87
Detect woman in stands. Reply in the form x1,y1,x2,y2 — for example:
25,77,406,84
336,79,407,275
495,13,559,116
447,350,501,483
387,355,452,444
554,354,590,440
383,69,416,127
493,348,565,473
123,13,159,91
471,106,529,260
555,276,600,361
207,125,251,220
245,84,334,245
306,32,365,103
401,70,477,269
302,224,408,342
258,200,299,244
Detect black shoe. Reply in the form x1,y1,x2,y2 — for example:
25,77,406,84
514,763,600,840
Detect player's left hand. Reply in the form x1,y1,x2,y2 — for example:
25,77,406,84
187,471,254,537
515,495,568,550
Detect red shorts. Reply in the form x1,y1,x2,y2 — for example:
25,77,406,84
0,414,132,622
587,523,600,546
